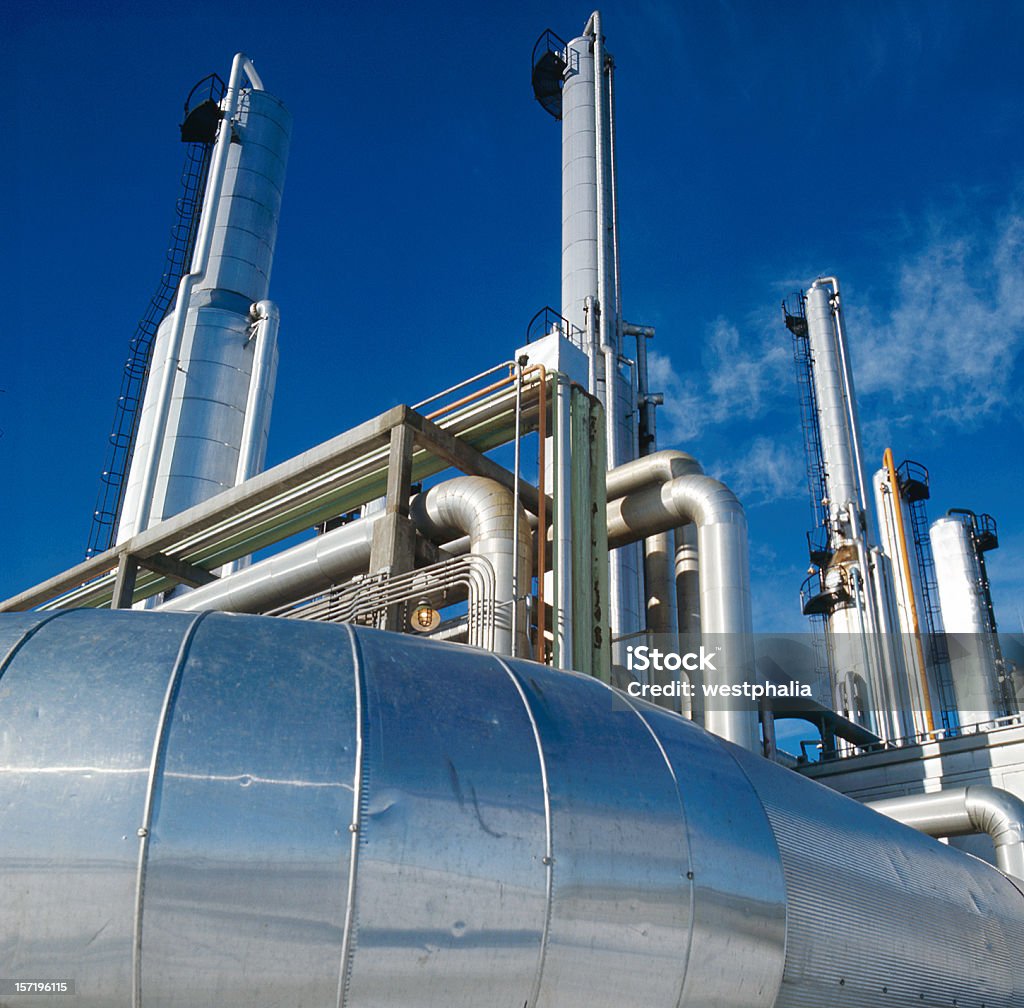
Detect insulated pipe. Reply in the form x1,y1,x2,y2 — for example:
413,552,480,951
132,54,257,536
606,449,703,499
157,515,381,614
410,477,533,658
608,55,623,358
588,11,611,360
868,786,1024,880
234,300,280,487
551,372,573,667
606,469,758,750
675,523,700,641
10,612,1023,1005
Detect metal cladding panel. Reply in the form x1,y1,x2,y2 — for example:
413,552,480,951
561,35,598,335
143,308,253,525
730,744,1024,1008
342,631,547,1008
204,90,290,300
498,658,692,1008
117,312,173,541
931,516,987,636
0,612,53,659
3,613,1023,1006
139,615,355,1006
930,516,1001,722
804,285,858,527
630,705,787,1008
0,611,196,1007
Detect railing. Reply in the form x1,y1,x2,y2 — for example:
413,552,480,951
525,305,585,351
817,711,1024,762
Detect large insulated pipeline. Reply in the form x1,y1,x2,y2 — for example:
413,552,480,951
410,476,533,657
2,611,1023,1008
605,452,757,751
868,786,1024,880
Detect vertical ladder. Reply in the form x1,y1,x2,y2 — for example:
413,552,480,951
785,294,834,694
784,295,829,553
949,510,1011,715
899,461,957,730
86,74,226,558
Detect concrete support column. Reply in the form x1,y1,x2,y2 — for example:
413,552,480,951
369,424,417,630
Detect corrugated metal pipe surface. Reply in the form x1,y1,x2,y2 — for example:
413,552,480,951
869,786,1024,880
2,612,1023,1007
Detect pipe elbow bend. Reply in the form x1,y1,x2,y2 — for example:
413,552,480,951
250,300,280,323
966,786,1024,847
664,474,746,530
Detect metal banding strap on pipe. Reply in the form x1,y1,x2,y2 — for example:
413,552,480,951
132,611,210,1008
494,656,554,1008
336,623,365,1008
0,611,74,682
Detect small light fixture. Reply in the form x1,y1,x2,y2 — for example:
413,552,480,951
410,600,440,632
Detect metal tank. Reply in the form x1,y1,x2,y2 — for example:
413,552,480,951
118,56,290,542
2,611,1023,1007
930,513,1003,723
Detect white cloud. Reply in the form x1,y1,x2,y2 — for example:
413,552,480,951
849,206,1024,424
648,318,792,443
714,435,806,506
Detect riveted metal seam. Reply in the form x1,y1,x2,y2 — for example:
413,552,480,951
132,610,210,1008
336,622,364,1008
495,656,554,1008
605,686,695,1008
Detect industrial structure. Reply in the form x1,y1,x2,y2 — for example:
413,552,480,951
3,16,1024,1006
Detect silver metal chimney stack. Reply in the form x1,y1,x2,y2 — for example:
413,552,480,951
117,55,290,544
550,12,642,661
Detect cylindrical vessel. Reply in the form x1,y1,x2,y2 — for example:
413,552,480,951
930,515,1002,723
804,285,859,536
118,87,291,541
4,612,1021,1007
561,34,602,337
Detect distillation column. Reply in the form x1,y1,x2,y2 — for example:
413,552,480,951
117,55,291,543
803,280,899,739
560,12,642,663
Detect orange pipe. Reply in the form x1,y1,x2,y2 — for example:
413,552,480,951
424,370,515,421
883,448,936,736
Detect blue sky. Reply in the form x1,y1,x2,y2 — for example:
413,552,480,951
3,1,1022,635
